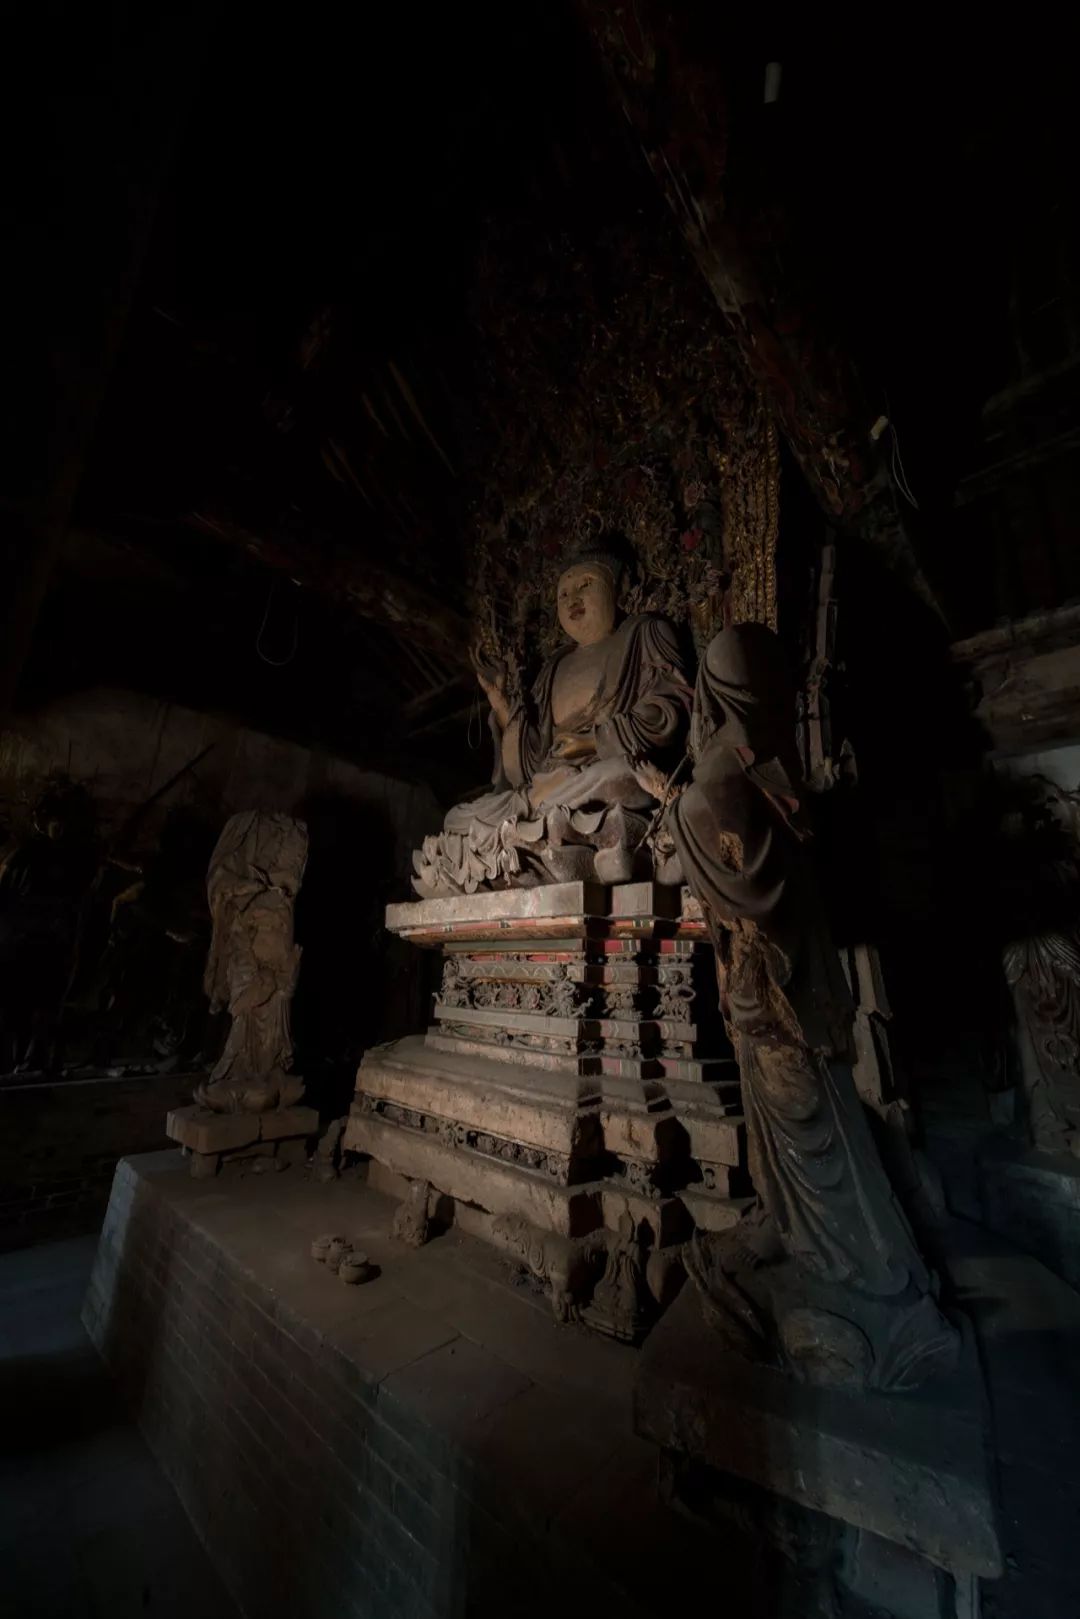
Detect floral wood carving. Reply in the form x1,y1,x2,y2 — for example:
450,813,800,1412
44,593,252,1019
464,205,779,693
1002,774,1080,1156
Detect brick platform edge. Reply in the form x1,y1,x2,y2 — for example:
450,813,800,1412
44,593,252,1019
82,1151,722,1619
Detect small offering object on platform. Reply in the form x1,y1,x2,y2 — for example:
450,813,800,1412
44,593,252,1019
311,1232,345,1263
310,1234,376,1284
339,1251,375,1285
323,1236,351,1272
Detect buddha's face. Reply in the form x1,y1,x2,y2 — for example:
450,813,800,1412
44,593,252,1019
557,565,617,646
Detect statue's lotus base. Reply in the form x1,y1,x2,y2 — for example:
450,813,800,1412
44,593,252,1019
635,1284,1002,1598
166,1102,318,1178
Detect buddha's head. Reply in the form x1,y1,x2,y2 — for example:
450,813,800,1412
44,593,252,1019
556,544,627,646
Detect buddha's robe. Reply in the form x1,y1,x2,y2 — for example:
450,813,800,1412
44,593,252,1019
413,614,691,896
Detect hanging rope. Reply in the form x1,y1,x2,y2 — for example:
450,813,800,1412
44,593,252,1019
255,576,299,667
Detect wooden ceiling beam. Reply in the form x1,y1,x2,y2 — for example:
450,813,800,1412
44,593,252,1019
190,508,471,668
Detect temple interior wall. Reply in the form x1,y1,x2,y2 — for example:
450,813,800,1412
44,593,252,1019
0,684,440,854
0,687,442,1247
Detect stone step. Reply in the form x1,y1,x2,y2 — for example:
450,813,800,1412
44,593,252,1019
678,1186,755,1232
346,1110,606,1238
372,1034,598,1100
426,1030,610,1074
600,1106,698,1167
597,1180,691,1247
662,1062,740,1092
360,1038,740,1176
358,1046,600,1161
671,1106,746,1169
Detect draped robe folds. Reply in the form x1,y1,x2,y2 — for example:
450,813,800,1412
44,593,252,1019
413,614,691,896
666,626,930,1300
196,812,307,1114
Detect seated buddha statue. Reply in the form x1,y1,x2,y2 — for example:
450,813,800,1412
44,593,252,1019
412,543,692,896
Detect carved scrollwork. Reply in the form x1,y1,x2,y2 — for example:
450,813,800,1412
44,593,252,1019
582,1212,653,1343
439,958,470,1008
604,1038,643,1057
546,977,583,1017
456,956,577,984
441,957,588,1019
655,984,696,1019
358,1093,570,1180
621,1158,661,1195
604,986,641,1016
489,1215,595,1323
1005,929,1080,1154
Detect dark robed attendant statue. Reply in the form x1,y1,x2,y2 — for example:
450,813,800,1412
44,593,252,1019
195,811,308,1114
646,625,958,1392
413,545,692,896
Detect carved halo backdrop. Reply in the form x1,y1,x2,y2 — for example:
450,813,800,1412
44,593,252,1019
462,210,781,691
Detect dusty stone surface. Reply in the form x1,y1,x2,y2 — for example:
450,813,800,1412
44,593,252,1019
386,881,605,941
84,1152,1080,1619
979,1139,1080,1290
947,1224,1080,1619
359,1044,592,1155
598,1103,679,1162
671,1106,745,1168
85,1151,744,1619
635,1286,1002,1580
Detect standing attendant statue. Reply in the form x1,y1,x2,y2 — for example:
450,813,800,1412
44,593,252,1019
644,626,959,1393
195,811,308,1114
412,543,692,895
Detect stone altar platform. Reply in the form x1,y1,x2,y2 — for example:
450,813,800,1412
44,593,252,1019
84,1150,775,1619
345,883,748,1327
635,1284,1003,1612
85,1152,1062,1619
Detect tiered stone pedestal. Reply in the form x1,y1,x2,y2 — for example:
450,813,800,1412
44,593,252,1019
167,1102,318,1178
345,882,748,1320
